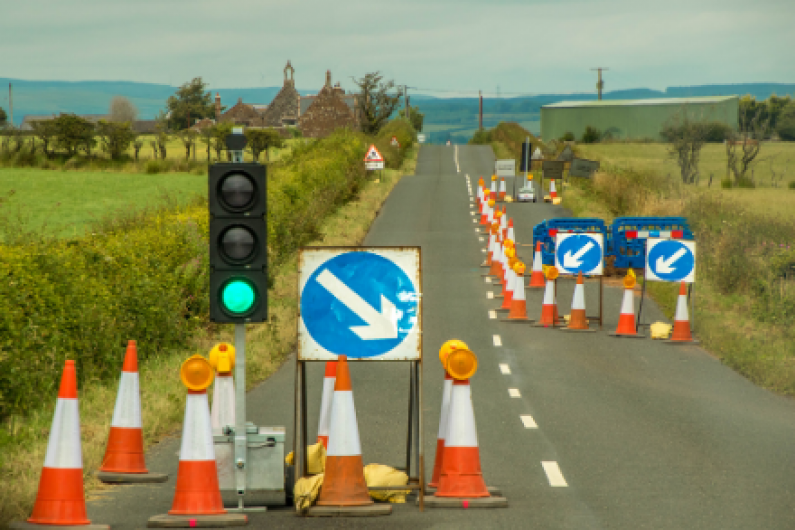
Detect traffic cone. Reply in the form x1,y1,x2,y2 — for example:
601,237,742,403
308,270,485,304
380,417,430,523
550,179,558,199
316,355,373,507
169,391,226,515
497,260,515,310
611,272,643,338
479,192,490,225
498,178,506,202
210,373,234,436
98,340,165,482
434,379,490,498
528,242,546,288
317,360,337,448
535,268,560,327
26,361,93,526
506,219,515,243
563,272,592,331
488,237,503,277
429,371,454,488
490,176,497,197
669,282,696,342
506,263,530,321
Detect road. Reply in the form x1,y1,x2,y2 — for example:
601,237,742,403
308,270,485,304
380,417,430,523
86,144,795,529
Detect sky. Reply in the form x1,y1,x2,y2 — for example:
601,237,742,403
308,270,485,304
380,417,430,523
2,0,794,97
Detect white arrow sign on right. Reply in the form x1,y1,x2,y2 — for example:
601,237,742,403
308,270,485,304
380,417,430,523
563,241,595,269
316,269,398,340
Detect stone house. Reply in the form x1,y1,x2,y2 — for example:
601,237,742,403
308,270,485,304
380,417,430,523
216,95,265,127
297,71,359,138
260,61,301,128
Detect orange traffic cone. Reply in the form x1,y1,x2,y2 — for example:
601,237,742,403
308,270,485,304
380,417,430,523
429,371,454,488
479,192,491,225
507,262,530,321
490,175,497,197
434,378,490,498
497,257,515,310
483,232,495,267
209,342,236,437
26,361,94,527
528,242,546,288
488,238,503,278
669,282,696,342
498,178,506,202
316,355,373,507
317,360,337,448
563,272,594,332
506,218,515,243
611,272,644,338
535,267,560,327
550,179,558,199
169,388,226,514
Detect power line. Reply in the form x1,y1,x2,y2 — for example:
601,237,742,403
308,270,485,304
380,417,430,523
407,86,599,97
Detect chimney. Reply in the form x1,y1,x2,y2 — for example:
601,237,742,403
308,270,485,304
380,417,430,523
325,70,331,88
215,92,221,121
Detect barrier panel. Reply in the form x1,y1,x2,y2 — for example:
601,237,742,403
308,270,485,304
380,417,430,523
607,217,693,269
532,218,608,266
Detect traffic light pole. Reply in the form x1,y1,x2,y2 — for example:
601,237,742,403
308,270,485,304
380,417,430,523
233,323,250,511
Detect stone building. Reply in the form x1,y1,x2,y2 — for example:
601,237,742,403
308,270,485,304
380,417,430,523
297,70,359,138
215,94,264,127
260,61,301,128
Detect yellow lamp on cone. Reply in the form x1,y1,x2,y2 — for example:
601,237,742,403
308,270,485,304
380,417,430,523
439,339,469,366
208,343,236,374
445,349,478,380
180,355,214,391
624,269,637,289
546,266,559,281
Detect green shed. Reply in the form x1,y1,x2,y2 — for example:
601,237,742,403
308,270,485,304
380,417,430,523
541,96,739,142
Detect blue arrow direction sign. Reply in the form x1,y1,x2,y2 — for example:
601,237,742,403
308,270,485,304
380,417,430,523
645,238,696,283
299,250,420,360
554,233,604,275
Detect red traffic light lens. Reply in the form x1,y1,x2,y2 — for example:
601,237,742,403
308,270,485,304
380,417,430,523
219,173,256,211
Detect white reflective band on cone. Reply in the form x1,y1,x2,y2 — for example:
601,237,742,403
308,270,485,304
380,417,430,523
620,289,634,314
675,291,689,321
437,378,453,440
43,399,83,469
543,280,556,305
505,267,515,292
445,384,478,448
211,374,235,435
513,274,526,301
507,227,515,242
326,391,362,457
180,392,215,461
317,376,336,438
111,371,142,429
572,283,585,309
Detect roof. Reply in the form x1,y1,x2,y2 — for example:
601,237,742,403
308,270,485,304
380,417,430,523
543,96,738,109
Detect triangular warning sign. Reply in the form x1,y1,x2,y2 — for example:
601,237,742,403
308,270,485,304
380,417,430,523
364,144,384,162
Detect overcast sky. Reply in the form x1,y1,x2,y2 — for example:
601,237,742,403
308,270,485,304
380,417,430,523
2,0,794,97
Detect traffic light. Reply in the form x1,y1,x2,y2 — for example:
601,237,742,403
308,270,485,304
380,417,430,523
209,161,268,323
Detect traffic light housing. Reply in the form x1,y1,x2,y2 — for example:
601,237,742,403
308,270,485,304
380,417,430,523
209,162,268,323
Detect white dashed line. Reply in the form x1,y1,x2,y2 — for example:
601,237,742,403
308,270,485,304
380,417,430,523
489,310,497,320
520,415,538,429
478,237,485,242
481,249,487,253
472,219,477,223
475,228,480,233
508,388,520,398
542,462,568,487
499,363,511,374
485,277,492,283
487,291,494,299
493,335,502,347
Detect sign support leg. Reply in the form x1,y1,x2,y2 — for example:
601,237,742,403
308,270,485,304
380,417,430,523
636,273,647,334
292,360,304,489
599,275,603,330
405,362,414,475
689,283,695,334
417,359,425,512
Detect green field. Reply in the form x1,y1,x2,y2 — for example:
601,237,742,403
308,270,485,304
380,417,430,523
0,168,206,240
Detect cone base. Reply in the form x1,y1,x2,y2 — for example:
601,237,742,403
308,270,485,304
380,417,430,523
663,338,700,345
560,327,597,333
95,470,169,484
429,439,445,489
28,468,89,526
11,522,109,530
169,461,226,515
423,495,508,509
316,455,373,507
425,485,503,497
306,504,392,517
147,513,247,527
608,332,646,339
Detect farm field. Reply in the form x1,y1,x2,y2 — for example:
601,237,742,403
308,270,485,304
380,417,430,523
0,168,206,241
577,142,795,220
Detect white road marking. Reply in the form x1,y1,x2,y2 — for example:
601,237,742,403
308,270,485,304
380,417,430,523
489,310,497,320
499,363,511,374
542,462,568,487
470,211,476,216
493,334,502,347
508,388,520,398
482,249,487,253
479,237,485,242
472,219,477,223
487,291,494,299
485,277,492,283
520,415,538,429
475,228,480,233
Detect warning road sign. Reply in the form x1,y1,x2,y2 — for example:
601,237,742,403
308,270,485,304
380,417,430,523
364,144,384,162
645,238,696,283
390,136,400,147
554,233,604,275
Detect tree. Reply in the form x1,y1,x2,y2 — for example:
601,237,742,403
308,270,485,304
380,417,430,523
352,72,402,135
175,129,198,160
398,105,424,132
109,96,138,123
132,137,144,161
726,107,771,186
166,77,218,130
581,126,602,144
775,102,795,141
210,122,234,161
659,109,715,184
0,107,7,127
52,114,95,157
97,120,136,160
245,128,283,161
30,119,58,156
199,126,214,161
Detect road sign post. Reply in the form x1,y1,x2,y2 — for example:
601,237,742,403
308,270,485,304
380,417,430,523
294,247,425,510
554,233,605,329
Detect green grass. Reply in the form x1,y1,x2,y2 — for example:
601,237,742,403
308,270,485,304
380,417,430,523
0,168,206,241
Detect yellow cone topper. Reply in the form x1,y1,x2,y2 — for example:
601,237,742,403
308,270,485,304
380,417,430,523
445,348,478,380
546,266,559,281
439,339,469,366
624,269,637,289
208,342,236,374
180,355,214,391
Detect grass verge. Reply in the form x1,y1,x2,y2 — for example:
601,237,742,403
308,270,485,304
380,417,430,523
0,146,418,527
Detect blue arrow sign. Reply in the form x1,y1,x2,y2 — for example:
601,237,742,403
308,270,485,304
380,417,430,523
300,252,419,359
555,234,603,275
647,240,695,282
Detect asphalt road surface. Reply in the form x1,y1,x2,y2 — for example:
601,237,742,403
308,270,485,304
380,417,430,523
86,145,795,529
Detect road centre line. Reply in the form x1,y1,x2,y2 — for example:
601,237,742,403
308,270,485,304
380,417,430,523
508,388,520,398
489,310,497,319
520,415,538,429
487,291,494,299
485,277,492,283
493,335,502,347
542,461,568,487
499,363,511,374
479,237,484,242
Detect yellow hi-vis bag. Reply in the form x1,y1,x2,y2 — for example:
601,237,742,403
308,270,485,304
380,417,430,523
293,474,324,513
284,443,326,475
363,464,410,503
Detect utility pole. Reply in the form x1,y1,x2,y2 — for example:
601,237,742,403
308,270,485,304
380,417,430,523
590,68,609,100
479,90,483,130
404,85,410,121
8,83,13,128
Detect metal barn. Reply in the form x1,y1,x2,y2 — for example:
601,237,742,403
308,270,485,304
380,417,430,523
540,96,739,141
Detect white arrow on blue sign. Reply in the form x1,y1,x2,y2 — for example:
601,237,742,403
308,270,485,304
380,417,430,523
298,247,421,361
554,233,604,275
645,238,696,283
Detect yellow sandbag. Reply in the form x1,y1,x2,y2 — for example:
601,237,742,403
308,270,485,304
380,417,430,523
284,443,326,475
293,473,324,513
651,322,673,339
363,464,410,503
552,197,562,205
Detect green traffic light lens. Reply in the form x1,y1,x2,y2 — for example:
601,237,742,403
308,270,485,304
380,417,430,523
222,280,256,314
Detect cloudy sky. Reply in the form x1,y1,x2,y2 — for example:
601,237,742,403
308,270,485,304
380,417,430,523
2,0,793,96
